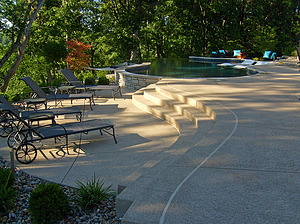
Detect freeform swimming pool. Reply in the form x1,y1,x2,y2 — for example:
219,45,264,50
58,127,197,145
138,58,256,78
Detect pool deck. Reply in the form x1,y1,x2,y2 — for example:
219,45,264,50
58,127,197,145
0,62,299,223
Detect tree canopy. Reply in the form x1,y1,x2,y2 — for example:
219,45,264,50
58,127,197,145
0,0,299,99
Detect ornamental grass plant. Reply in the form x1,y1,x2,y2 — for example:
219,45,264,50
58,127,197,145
0,168,15,214
75,173,115,210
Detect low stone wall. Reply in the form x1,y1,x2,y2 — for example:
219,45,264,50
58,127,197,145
117,63,162,89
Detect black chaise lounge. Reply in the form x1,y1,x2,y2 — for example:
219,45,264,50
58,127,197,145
0,94,82,137
0,104,117,164
19,76,95,110
59,69,122,100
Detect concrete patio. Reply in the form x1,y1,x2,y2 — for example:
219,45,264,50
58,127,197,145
0,63,299,223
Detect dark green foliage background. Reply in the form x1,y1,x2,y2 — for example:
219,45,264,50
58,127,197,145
0,0,299,100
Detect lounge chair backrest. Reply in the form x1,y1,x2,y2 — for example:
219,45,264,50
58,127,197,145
233,50,241,57
59,69,85,88
0,94,20,115
270,52,277,60
263,51,272,59
0,103,34,131
19,77,48,98
0,103,19,119
0,103,41,136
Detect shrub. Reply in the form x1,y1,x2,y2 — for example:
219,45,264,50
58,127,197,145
29,183,70,224
0,169,15,214
84,77,96,86
0,168,15,188
97,75,110,85
75,174,115,210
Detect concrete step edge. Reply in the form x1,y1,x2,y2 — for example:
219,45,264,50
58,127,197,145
144,89,212,128
133,89,197,133
156,83,216,121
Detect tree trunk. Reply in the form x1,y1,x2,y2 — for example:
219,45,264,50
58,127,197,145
130,28,139,62
0,35,22,68
296,46,300,63
1,35,30,92
0,1,35,69
1,0,45,93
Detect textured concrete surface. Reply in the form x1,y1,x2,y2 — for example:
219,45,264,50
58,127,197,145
0,89,179,189
0,63,299,223
119,64,300,223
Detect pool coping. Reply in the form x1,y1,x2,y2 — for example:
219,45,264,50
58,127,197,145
115,58,265,89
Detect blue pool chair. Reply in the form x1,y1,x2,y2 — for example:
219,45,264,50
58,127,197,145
233,50,241,57
263,51,277,61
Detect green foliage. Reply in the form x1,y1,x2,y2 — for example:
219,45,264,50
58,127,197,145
0,183,15,214
29,183,70,224
44,0,62,9
84,77,96,86
97,75,110,85
75,174,115,210
0,33,10,46
0,0,299,95
0,168,15,214
0,168,15,188
41,40,67,65
74,70,94,82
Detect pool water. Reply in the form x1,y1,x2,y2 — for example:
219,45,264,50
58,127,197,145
138,58,255,78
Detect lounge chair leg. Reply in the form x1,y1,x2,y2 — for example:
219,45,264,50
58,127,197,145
112,127,117,144
113,90,115,100
66,135,69,154
77,113,82,121
89,98,94,110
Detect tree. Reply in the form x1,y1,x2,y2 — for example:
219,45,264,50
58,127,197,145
0,0,45,92
66,39,92,71
104,0,166,62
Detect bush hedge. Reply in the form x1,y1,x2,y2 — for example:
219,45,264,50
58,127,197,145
29,183,70,224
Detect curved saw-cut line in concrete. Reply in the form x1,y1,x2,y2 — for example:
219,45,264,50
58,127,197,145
159,82,239,224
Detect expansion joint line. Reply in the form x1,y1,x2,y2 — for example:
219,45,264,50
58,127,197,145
159,81,239,224
61,99,86,184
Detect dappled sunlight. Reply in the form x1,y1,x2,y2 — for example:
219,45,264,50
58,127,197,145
134,202,167,213
0,95,181,188
0,65,299,223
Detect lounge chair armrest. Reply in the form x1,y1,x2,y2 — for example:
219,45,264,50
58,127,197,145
70,80,82,85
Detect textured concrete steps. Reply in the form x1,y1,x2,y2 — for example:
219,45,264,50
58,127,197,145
116,112,216,219
132,87,196,133
143,86,212,129
155,81,216,121
117,82,217,221
119,90,237,223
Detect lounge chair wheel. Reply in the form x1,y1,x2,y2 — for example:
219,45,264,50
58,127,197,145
15,143,37,164
0,121,15,137
7,131,25,149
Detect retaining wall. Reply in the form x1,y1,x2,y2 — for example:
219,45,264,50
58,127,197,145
117,63,162,90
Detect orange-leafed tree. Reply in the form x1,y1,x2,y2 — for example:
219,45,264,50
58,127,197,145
66,39,92,71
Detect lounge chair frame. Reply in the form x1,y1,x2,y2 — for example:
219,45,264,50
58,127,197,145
59,69,122,100
1,106,117,164
19,76,95,110
0,95,82,137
